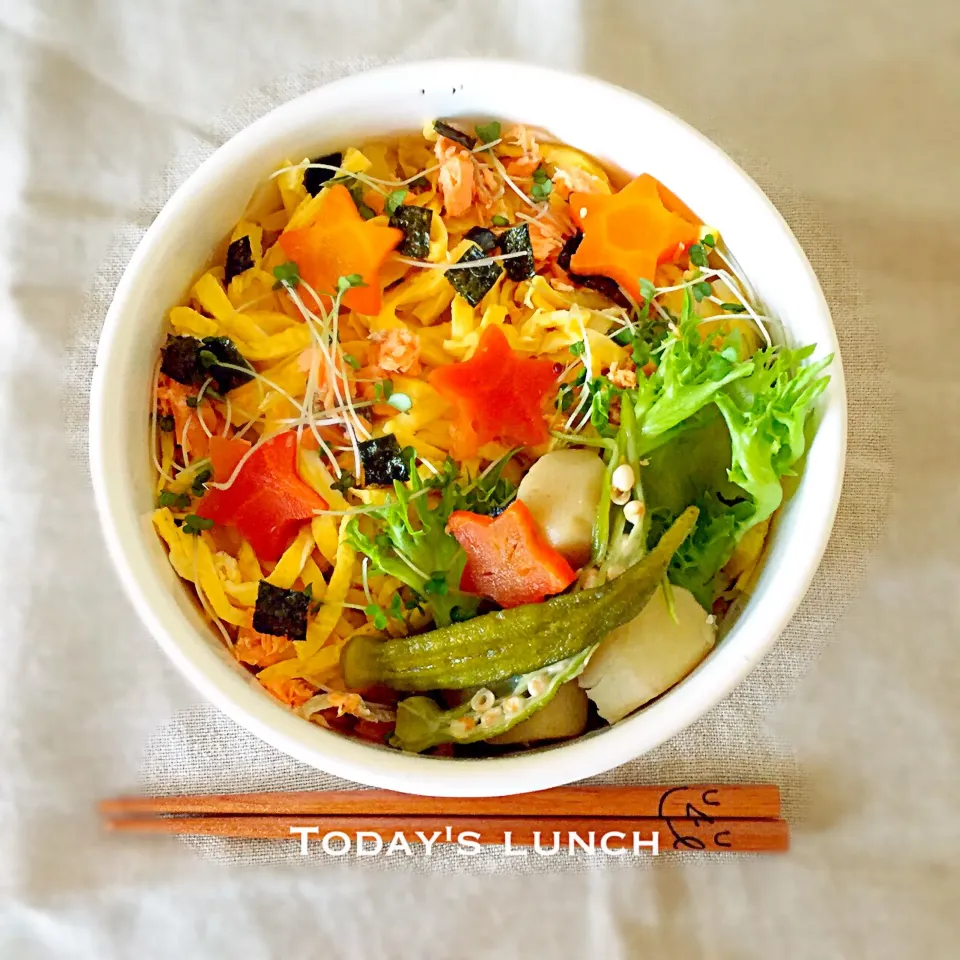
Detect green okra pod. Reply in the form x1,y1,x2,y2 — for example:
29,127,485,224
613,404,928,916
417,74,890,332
391,645,596,753
341,506,698,692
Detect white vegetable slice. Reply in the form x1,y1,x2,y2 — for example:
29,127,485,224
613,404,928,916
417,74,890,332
517,449,605,568
578,585,716,723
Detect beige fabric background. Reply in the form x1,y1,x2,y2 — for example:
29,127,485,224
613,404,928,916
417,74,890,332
1,0,957,956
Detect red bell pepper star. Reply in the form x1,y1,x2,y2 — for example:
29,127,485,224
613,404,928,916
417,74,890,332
197,432,326,561
429,325,558,459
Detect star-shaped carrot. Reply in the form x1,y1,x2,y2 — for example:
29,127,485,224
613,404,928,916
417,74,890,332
429,325,557,458
569,174,700,300
278,184,403,316
447,501,576,608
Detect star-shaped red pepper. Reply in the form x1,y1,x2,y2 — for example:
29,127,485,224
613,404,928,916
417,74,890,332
197,432,326,561
278,184,403,316
569,174,700,299
429,325,557,459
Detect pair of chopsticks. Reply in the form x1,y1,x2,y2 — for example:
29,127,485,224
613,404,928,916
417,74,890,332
101,784,788,853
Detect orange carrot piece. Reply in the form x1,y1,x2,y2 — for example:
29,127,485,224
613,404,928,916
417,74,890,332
447,501,576,608
569,174,700,299
278,184,403,316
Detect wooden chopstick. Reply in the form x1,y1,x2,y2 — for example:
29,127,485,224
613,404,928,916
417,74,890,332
103,813,788,853
100,785,786,853
100,783,780,820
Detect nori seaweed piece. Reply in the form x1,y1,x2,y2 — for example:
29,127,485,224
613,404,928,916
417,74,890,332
359,434,410,486
444,245,503,307
161,334,254,393
160,335,204,387
224,235,254,285
496,224,536,281
464,226,498,254
160,334,253,393
556,231,632,309
200,336,255,394
578,273,632,310
389,205,433,259
555,231,583,273
433,120,476,150
303,151,343,196
253,581,310,642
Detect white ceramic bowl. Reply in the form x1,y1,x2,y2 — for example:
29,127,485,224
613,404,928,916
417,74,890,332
90,59,846,797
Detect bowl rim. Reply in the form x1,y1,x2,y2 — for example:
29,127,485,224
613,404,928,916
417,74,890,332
90,58,847,797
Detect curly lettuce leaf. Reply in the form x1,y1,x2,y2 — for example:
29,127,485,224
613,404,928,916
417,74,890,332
642,415,747,608
637,290,754,443
643,336,832,609
642,410,743,517
715,343,833,532
665,495,755,608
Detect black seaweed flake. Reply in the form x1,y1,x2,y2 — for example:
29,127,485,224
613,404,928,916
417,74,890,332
303,152,343,196
555,232,582,274
224,235,254,285
160,335,253,393
445,245,503,307
556,231,632,309
253,581,310,642
496,224,536,281
433,120,476,150
160,335,204,386
464,226,498,254
359,435,410,486
389,205,433,259
200,337,255,393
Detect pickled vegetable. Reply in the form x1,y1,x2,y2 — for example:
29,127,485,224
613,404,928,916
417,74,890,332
487,680,589,745
341,506,697,692
391,645,595,753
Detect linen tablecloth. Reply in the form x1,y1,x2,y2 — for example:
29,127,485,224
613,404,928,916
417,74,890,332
2,1,958,956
